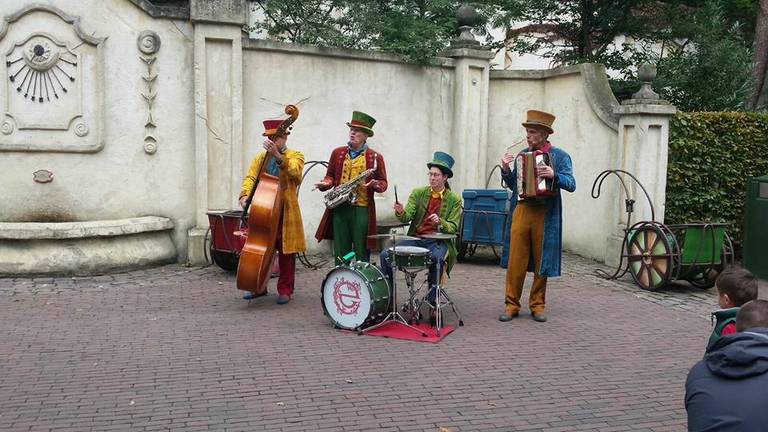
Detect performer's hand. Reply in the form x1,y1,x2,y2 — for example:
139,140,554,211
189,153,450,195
537,165,554,179
262,139,281,157
393,202,404,214
364,179,378,190
427,213,440,225
501,152,515,170
238,196,248,208
314,179,331,190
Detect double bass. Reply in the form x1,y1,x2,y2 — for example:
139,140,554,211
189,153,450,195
236,105,299,295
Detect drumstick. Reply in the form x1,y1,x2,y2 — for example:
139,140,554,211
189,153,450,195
394,185,399,204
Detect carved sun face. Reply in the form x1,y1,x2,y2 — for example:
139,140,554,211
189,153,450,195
7,34,77,103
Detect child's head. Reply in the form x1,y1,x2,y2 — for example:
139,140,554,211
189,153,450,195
716,266,758,309
736,299,768,331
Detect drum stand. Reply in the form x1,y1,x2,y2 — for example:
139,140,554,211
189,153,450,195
426,283,464,336
359,234,428,337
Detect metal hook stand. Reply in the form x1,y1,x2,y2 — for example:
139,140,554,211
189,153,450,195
590,169,656,280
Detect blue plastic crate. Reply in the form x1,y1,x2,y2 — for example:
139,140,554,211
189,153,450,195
461,189,511,246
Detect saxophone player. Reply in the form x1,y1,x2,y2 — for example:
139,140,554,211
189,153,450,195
314,111,388,264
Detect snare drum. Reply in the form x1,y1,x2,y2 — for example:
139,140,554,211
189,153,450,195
386,245,431,271
321,262,391,330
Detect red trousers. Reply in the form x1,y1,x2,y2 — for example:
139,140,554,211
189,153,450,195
275,218,296,296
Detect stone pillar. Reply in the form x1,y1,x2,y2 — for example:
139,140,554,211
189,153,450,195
604,64,677,267
187,0,247,265
439,5,494,192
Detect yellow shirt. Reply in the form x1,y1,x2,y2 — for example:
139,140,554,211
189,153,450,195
340,153,368,206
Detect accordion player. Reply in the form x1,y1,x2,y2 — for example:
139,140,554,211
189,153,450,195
515,150,556,199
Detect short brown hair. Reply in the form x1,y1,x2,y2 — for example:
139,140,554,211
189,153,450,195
716,266,758,307
736,299,768,331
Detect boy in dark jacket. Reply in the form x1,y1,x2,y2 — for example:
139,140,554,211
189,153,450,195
686,299,768,432
707,266,758,348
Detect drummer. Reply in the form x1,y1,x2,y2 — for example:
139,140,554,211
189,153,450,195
379,151,462,307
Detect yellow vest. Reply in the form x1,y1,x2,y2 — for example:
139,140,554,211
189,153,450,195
340,153,368,206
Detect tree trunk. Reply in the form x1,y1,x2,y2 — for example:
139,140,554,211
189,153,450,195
747,0,768,109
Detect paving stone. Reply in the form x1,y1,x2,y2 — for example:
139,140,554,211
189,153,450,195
0,251,722,431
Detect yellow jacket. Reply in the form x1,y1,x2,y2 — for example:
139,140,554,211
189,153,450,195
239,148,306,254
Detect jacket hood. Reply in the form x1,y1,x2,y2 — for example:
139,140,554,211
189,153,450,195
705,327,768,379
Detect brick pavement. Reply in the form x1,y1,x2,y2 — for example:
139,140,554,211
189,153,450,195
0,251,746,432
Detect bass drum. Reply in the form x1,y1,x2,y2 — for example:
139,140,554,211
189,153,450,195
321,262,391,330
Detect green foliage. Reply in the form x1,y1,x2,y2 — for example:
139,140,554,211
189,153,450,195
251,0,501,63
653,1,755,111
666,112,768,251
497,0,661,77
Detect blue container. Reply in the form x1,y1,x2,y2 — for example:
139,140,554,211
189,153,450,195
461,189,511,246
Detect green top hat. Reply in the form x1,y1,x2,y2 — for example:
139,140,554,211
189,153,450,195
346,111,376,137
427,151,455,178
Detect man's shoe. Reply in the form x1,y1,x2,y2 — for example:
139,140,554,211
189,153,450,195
532,312,548,322
498,311,520,322
243,291,267,300
276,295,291,305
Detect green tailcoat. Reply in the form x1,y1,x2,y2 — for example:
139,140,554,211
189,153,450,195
397,186,462,275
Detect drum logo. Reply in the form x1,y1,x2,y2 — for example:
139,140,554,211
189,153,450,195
332,277,361,316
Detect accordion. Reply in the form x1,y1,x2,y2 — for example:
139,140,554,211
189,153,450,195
515,150,555,199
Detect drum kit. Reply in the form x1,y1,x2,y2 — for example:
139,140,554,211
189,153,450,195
320,230,464,337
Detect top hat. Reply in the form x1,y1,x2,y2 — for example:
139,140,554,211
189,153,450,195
427,151,455,178
521,110,555,134
262,119,290,137
346,111,376,137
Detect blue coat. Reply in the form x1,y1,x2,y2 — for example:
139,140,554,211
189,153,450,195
501,145,576,277
686,327,768,431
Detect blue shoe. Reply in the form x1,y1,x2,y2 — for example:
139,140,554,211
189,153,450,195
276,295,291,305
243,291,267,300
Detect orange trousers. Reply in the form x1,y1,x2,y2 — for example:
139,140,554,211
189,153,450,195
504,202,547,315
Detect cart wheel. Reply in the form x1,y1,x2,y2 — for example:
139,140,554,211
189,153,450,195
626,224,674,291
457,216,467,261
210,248,239,273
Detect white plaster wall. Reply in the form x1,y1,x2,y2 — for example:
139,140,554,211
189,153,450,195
242,44,456,253
0,0,197,258
488,67,619,260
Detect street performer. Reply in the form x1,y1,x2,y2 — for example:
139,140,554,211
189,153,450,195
498,110,575,322
314,111,387,263
238,117,305,305
379,151,462,310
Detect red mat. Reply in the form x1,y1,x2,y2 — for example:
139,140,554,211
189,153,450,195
355,321,455,343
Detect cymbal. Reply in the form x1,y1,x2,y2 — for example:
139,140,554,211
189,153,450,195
419,232,457,240
367,233,420,240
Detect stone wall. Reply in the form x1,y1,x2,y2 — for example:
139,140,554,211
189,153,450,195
0,0,674,273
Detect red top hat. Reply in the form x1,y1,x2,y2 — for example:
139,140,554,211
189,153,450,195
262,119,290,137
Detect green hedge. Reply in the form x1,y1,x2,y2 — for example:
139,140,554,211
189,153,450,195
666,112,768,253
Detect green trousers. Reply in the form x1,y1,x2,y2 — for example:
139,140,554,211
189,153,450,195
332,203,369,264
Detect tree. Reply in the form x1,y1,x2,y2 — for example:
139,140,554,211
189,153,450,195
653,1,754,111
493,0,661,75
747,0,768,109
251,0,502,63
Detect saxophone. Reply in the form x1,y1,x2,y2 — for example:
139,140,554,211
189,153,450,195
323,160,377,209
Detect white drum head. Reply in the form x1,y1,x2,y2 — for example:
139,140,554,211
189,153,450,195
322,267,372,329
387,245,430,256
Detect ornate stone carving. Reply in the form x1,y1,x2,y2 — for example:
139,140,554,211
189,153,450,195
32,169,53,183
139,31,160,154
0,5,106,152
73,121,88,137
0,120,12,135
137,30,161,55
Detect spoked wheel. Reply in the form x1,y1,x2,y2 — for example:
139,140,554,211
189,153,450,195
626,223,678,291
688,231,735,289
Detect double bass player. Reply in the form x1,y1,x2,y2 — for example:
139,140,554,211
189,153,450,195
237,108,305,305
